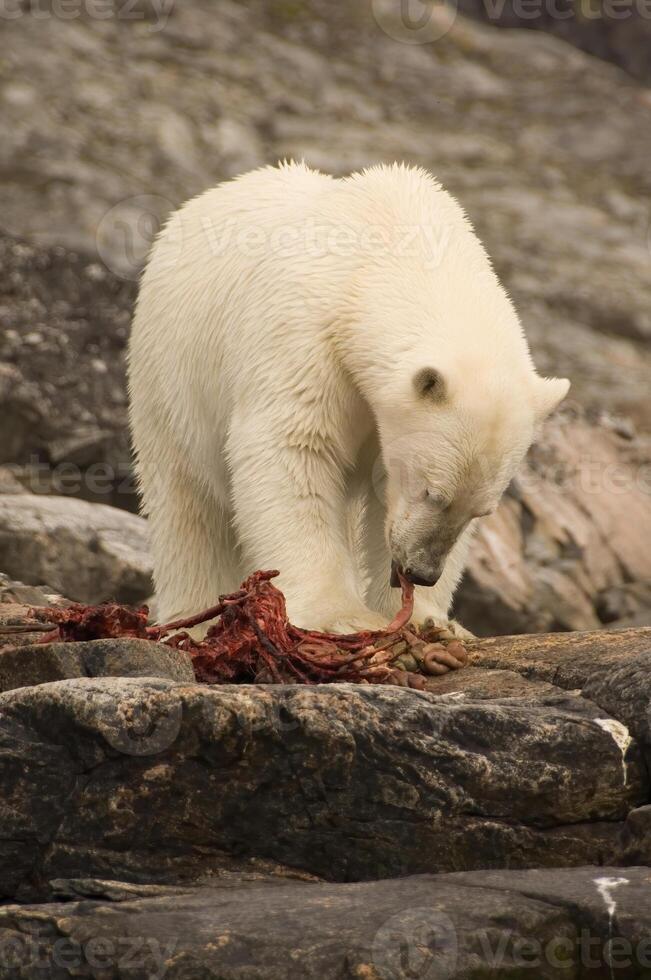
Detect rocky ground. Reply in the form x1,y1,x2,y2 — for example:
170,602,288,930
1,0,651,974
1,586,651,975
3,869,651,977
1,625,650,890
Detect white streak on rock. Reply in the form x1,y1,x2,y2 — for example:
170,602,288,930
595,876,629,919
594,877,629,980
595,718,632,783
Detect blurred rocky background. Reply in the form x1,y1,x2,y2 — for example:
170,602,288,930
458,0,651,84
0,0,650,633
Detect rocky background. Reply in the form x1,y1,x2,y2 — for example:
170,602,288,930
458,0,651,85
1,1,651,976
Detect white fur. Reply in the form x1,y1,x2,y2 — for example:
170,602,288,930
128,162,568,633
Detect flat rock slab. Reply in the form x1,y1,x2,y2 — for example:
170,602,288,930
3,867,651,978
470,627,651,751
0,638,194,692
0,672,648,900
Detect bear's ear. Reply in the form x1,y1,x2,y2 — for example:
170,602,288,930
414,367,446,403
533,376,570,421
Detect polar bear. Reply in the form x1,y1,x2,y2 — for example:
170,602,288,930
128,162,568,637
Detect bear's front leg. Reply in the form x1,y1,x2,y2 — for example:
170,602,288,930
410,561,476,639
412,605,475,641
227,424,390,635
294,600,390,635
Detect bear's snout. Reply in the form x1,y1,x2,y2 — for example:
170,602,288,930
390,560,441,589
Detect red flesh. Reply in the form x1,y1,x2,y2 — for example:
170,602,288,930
32,570,417,686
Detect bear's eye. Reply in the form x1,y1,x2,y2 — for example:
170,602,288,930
425,489,449,509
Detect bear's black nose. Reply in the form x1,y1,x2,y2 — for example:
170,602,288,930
390,562,440,588
404,566,441,588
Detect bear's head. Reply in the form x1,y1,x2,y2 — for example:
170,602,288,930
378,365,569,588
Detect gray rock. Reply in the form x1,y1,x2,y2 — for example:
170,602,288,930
0,638,193,693
471,626,651,757
0,494,152,604
0,629,649,901
2,866,651,978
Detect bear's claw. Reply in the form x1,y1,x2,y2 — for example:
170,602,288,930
420,616,475,641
